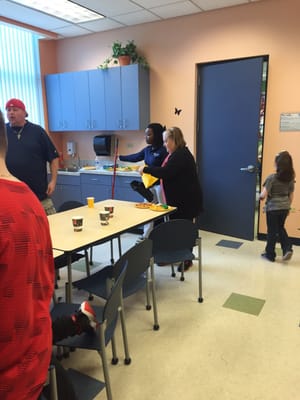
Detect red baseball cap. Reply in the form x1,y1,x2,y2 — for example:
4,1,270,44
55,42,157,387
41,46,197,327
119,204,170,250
6,98,28,116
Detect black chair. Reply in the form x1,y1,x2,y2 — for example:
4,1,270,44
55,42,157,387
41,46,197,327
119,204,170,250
149,219,203,302
50,262,130,400
73,238,159,330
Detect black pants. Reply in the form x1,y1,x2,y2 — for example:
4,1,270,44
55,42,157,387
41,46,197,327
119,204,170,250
52,315,79,342
265,209,292,259
39,316,80,400
39,356,78,400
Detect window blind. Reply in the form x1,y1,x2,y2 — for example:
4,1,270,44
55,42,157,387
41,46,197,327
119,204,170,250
0,23,44,126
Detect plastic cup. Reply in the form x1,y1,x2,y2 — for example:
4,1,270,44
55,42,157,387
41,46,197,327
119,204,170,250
99,211,110,225
72,216,83,232
87,197,95,208
104,204,114,217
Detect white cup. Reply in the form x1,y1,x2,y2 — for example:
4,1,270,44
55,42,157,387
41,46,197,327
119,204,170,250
72,216,83,232
104,204,114,217
99,211,110,225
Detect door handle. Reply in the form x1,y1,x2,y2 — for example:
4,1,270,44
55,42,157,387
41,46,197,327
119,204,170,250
240,164,256,173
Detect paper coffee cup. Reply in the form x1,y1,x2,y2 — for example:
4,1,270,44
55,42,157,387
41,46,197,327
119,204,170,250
72,216,83,232
99,211,110,225
104,204,114,217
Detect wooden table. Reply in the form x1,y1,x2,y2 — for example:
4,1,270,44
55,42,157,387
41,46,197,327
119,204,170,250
48,199,176,301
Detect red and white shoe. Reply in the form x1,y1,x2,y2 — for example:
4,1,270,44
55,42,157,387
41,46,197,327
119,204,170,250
79,301,98,330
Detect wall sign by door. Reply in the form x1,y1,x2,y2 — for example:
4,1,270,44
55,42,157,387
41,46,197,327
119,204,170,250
280,112,300,131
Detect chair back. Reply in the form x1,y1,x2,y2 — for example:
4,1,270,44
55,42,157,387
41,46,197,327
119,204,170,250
102,261,127,345
58,201,84,212
112,239,152,285
149,219,198,253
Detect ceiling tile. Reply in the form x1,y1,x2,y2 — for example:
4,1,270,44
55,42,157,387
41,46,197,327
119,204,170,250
79,18,124,32
134,0,184,7
150,1,201,19
72,0,142,17
1,0,263,39
113,10,161,25
191,0,248,11
52,24,93,38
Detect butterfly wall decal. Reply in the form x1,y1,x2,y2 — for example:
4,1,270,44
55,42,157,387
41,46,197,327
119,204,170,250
175,107,182,115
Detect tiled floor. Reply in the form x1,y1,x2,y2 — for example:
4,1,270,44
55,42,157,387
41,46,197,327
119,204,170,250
56,230,300,400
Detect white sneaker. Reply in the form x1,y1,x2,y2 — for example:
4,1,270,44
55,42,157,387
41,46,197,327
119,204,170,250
282,250,293,261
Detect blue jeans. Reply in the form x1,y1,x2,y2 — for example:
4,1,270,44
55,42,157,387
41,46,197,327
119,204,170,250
265,209,292,259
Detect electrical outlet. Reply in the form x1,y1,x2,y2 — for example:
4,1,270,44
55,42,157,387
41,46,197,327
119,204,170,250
67,141,76,155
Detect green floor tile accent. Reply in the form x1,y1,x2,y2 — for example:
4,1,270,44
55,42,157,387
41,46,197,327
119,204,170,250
216,239,243,249
223,292,265,316
72,259,102,272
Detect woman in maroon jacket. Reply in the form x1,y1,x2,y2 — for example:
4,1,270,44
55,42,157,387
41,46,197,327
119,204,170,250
140,126,203,270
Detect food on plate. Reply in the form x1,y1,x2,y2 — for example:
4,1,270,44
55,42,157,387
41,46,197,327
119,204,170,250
149,204,169,212
135,202,152,209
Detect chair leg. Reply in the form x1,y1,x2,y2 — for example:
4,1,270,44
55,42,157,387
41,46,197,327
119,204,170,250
145,269,151,310
197,236,203,303
150,258,160,330
180,265,185,282
119,298,131,365
49,364,58,400
171,264,176,278
99,326,113,400
110,334,119,365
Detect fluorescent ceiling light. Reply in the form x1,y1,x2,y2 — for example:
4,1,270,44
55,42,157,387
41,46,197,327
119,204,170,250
10,0,105,23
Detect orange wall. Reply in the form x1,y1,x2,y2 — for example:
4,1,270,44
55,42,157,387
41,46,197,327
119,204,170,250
40,0,300,238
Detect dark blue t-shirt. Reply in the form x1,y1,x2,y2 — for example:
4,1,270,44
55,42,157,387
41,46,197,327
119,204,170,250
119,145,167,167
5,121,59,201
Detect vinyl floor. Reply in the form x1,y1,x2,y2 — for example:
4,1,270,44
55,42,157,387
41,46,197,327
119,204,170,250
55,230,300,400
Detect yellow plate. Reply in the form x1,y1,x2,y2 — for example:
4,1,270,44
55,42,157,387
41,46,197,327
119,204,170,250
149,204,169,212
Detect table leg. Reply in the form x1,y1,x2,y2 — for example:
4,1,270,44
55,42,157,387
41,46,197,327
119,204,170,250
66,253,72,303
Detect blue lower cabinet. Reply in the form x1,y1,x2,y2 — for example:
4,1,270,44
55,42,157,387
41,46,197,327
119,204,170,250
80,173,112,202
51,173,142,210
114,175,142,202
50,175,81,211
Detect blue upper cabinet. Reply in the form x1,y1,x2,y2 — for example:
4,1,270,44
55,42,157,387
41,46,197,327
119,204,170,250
74,70,106,130
103,67,122,130
121,64,150,130
45,65,149,132
104,64,150,131
45,72,76,131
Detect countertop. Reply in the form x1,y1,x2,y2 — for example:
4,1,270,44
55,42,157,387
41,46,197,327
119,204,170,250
57,168,140,178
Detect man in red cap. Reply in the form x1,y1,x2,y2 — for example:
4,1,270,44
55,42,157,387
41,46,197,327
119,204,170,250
5,98,59,214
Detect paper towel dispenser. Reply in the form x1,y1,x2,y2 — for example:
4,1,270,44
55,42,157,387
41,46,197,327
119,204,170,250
93,135,112,156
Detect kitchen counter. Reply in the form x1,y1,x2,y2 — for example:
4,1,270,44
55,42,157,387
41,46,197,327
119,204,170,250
57,168,140,178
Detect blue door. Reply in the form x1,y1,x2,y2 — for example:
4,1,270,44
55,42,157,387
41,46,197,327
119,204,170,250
197,56,266,240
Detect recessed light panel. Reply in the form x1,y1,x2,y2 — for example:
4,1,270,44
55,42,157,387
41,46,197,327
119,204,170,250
10,0,104,23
